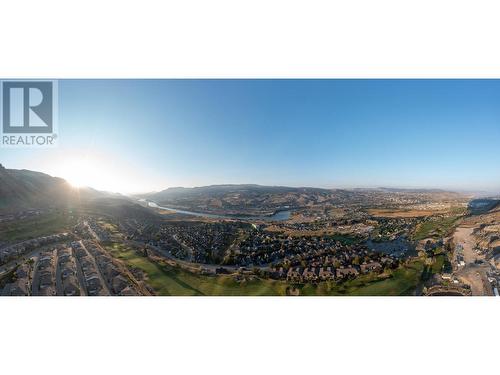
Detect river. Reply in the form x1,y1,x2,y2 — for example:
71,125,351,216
145,201,291,221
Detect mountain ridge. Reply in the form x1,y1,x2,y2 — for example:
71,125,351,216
0,164,105,211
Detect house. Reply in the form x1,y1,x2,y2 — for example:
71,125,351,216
58,252,71,264
37,258,52,271
112,275,129,294
85,274,100,283
318,267,335,280
215,267,230,274
119,286,138,296
80,259,94,273
302,267,318,281
15,264,30,279
277,267,286,279
61,268,75,280
86,275,102,294
2,280,29,296
103,263,120,280
38,286,56,296
287,267,302,281
39,272,54,289
360,262,382,273
336,267,359,279
39,252,53,262
63,280,81,296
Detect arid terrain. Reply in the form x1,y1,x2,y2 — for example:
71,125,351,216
450,205,500,295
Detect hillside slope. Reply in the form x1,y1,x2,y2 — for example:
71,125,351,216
0,164,101,211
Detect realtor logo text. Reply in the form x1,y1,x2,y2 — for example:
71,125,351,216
1,80,58,148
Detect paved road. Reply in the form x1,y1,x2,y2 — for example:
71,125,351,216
54,250,64,296
128,239,272,273
31,254,41,296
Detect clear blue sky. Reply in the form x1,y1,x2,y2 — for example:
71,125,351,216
3,79,500,193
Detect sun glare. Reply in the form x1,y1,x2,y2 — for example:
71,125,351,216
62,160,88,188
47,153,155,194
54,156,125,193
63,159,93,188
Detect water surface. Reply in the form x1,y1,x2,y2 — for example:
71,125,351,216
147,201,291,221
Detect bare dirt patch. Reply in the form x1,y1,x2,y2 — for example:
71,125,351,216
368,209,443,218
453,226,494,296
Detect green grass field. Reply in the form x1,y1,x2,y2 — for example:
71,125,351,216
344,260,425,295
431,254,445,274
300,259,425,296
0,267,17,289
327,234,363,246
0,212,76,242
106,242,427,296
413,216,461,240
106,242,289,296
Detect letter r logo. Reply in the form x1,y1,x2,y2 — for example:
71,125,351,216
2,81,53,134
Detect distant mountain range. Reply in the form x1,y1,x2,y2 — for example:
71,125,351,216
376,187,452,193
137,183,469,217
139,184,332,200
140,184,466,201
137,184,341,215
1,164,480,216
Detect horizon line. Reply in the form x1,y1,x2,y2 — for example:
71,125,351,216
2,164,499,196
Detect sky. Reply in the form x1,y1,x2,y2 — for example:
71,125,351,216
2,79,500,194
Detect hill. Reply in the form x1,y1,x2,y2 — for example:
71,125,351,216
0,164,103,211
137,183,470,217
142,184,332,200
138,184,340,216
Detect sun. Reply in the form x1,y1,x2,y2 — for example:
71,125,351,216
50,153,149,194
63,158,94,188
54,155,119,192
